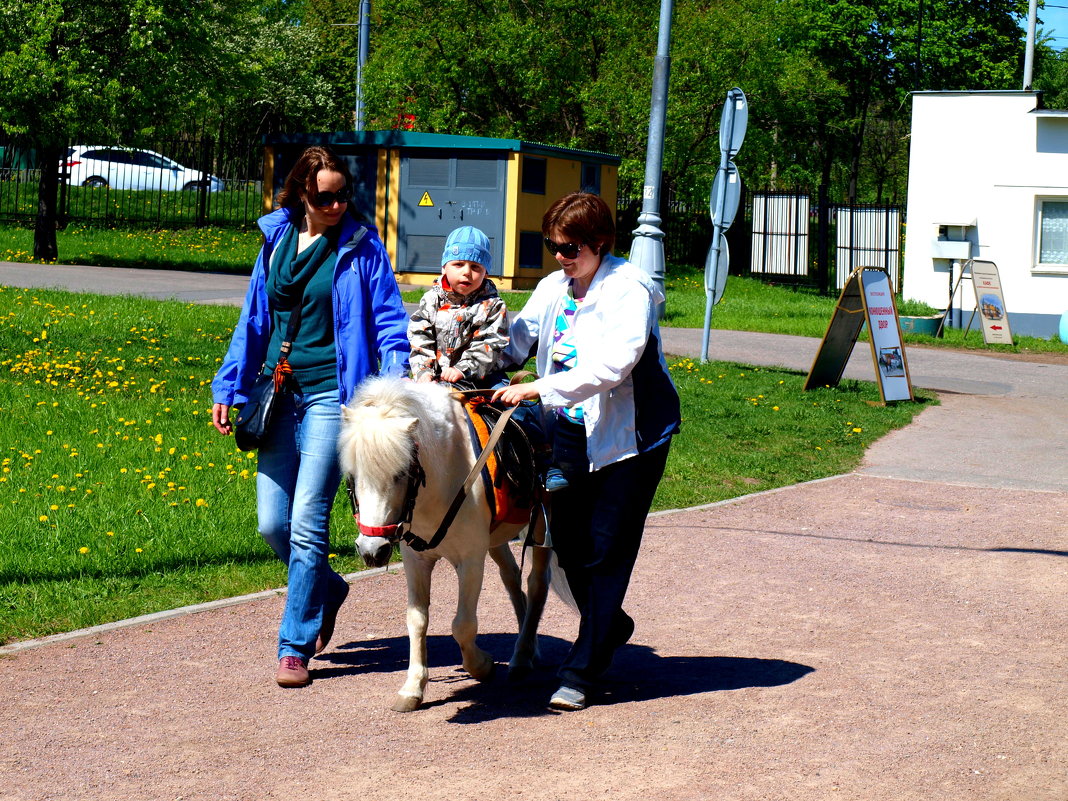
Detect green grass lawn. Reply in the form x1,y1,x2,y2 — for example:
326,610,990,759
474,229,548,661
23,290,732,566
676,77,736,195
0,223,262,274
2,224,1064,353
0,285,932,643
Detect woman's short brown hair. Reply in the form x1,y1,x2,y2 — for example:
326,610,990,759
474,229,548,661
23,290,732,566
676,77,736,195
541,192,616,255
275,146,353,213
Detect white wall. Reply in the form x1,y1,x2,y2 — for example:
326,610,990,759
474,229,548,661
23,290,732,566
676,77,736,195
903,91,1068,336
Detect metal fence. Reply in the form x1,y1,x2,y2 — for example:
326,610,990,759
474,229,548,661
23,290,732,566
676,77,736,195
748,190,904,293
615,195,715,267
0,128,266,229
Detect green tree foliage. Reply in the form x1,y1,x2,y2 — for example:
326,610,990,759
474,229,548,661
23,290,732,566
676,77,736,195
0,0,257,257
361,0,1029,207
0,0,1039,259
787,0,1028,201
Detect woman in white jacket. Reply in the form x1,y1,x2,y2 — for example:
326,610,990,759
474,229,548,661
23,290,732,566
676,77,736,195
493,192,681,710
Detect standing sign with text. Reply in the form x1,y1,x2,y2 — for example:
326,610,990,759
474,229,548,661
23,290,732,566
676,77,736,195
861,268,912,402
969,260,1013,345
805,267,913,403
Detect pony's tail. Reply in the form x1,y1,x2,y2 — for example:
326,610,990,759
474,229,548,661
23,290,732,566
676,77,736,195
545,548,577,613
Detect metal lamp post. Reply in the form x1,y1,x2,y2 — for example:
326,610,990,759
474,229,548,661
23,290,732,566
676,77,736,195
629,0,675,314
335,0,371,131
356,0,370,130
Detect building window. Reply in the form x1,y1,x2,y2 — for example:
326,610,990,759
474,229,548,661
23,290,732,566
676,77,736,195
522,157,547,194
581,163,601,194
519,231,543,269
1036,199,1068,273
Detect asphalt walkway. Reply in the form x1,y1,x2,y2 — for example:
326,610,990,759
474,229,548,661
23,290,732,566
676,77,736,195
2,262,1066,800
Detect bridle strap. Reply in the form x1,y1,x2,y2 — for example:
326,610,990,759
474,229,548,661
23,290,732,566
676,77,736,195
348,373,533,553
402,400,519,552
347,446,426,541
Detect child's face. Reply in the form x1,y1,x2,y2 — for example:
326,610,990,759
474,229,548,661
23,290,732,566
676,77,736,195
442,260,486,297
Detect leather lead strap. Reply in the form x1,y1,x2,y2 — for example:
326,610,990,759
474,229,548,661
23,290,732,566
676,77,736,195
403,401,520,553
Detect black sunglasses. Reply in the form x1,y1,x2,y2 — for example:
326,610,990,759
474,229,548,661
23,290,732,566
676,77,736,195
311,186,351,208
543,238,584,259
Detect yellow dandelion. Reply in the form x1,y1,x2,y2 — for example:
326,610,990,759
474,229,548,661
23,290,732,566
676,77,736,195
78,546,89,554
39,514,48,522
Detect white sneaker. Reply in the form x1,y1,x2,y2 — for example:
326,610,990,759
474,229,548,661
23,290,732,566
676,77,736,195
549,685,587,711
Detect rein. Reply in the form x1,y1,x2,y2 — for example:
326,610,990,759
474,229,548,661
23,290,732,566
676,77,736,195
349,377,530,553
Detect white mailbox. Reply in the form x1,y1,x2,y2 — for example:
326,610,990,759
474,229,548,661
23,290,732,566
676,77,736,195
931,221,974,261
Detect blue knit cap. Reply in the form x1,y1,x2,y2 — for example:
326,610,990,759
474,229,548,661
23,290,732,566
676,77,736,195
441,226,492,272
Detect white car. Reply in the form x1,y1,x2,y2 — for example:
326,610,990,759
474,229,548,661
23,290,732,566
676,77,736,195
61,146,224,192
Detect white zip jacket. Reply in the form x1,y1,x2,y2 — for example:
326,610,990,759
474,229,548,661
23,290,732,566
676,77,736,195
505,253,679,471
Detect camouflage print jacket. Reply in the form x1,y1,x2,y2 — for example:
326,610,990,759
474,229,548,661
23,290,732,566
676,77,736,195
408,278,509,381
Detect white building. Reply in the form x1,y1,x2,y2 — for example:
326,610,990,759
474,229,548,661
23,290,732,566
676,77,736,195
904,90,1068,338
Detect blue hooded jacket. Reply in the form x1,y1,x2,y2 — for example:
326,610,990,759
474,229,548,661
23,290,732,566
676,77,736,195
211,207,410,407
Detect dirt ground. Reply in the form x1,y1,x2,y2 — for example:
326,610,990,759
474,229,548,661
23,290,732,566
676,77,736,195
2,473,1065,801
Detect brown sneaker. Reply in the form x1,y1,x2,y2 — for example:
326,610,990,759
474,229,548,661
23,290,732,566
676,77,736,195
275,656,310,688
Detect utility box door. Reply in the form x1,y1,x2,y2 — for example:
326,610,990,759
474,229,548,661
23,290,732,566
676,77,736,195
398,153,506,275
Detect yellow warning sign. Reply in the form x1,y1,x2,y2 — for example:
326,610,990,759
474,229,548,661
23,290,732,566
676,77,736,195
418,192,434,207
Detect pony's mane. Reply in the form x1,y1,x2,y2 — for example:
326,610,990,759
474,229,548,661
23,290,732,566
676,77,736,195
339,376,450,485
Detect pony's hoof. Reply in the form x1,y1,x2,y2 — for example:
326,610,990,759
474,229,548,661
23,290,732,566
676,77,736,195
391,694,422,713
507,663,532,682
468,659,496,682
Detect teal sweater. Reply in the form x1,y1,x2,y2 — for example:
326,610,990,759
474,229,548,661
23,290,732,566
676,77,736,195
264,224,339,394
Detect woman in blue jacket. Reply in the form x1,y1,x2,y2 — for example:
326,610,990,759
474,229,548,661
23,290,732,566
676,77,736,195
211,146,409,688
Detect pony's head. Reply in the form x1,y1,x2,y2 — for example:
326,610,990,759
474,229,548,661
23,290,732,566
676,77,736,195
339,377,436,567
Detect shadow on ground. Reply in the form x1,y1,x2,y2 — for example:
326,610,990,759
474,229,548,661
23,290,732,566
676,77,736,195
314,633,814,723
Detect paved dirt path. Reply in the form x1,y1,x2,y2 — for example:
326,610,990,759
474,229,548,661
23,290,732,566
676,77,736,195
3,475,1065,801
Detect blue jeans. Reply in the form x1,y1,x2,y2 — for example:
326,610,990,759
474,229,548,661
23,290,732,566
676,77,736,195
256,388,349,661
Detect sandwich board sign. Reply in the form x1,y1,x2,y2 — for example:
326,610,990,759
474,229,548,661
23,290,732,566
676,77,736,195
804,267,913,403
970,260,1013,345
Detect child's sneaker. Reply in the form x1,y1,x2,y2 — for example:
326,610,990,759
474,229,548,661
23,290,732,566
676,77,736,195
544,467,569,493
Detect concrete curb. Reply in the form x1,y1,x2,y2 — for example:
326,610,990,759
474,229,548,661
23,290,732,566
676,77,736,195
0,476,853,656
0,565,399,655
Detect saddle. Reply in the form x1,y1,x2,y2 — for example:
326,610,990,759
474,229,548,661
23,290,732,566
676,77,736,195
463,397,540,527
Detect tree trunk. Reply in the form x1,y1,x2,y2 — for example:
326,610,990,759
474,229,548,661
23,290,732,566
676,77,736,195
33,142,61,261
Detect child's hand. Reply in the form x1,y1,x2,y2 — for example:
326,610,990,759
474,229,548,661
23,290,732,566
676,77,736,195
439,366,464,383
416,373,434,383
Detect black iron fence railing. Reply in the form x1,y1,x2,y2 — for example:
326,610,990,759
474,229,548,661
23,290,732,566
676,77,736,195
0,129,266,229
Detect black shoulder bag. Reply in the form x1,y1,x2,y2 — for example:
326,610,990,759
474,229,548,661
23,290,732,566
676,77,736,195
234,290,306,452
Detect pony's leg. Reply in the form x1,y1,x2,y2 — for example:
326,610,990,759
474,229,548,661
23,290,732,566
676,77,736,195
452,556,495,681
394,553,434,713
488,541,527,628
510,546,552,677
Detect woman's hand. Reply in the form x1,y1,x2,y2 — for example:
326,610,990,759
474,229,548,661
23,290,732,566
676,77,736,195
212,403,233,435
439,366,464,383
491,382,541,406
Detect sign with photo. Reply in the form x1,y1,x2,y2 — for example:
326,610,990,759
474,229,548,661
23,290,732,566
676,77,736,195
860,268,912,402
805,267,913,403
970,260,1013,345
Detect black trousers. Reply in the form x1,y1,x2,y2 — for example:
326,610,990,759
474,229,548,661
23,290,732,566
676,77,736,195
550,418,671,691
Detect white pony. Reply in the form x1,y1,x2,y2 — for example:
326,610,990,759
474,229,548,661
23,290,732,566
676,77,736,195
339,375,558,712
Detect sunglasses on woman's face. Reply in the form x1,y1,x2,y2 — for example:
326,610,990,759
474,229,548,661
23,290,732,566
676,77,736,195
544,238,584,259
311,187,351,208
